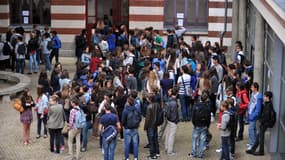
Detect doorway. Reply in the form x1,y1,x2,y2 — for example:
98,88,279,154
86,0,129,41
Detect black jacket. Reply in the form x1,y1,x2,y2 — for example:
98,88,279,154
165,97,179,124
260,101,273,127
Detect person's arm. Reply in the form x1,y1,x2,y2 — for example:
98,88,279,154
220,113,230,130
239,93,249,110
121,109,127,127
68,109,75,128
98,123,103,134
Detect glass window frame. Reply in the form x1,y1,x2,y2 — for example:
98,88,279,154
163,0,208,32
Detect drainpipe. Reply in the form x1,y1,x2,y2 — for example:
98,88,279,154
220,0,228,46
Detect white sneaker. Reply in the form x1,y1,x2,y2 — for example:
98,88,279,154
247,145,252,150
211,113,215,122
102,148,104,154
216,148,222,153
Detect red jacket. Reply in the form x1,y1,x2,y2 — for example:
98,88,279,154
236,89,249,114
90,57,102,73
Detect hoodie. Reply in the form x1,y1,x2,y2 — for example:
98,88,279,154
122,104,141,129
236,89,249,114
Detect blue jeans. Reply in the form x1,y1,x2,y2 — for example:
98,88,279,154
192,127,207,158
221,136,230,160
249,120,257,146
44,54,51,71
82,121,92,148
16,58,25,74
29,53,38,73
179,95,191,120
102,136,116,160
37,113,47,135
147,127,160,157
123,128,139,159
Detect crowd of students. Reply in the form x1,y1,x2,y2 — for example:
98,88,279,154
6,22,276,160
0,25,61,73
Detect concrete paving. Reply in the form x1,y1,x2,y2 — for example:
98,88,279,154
0,57,271,160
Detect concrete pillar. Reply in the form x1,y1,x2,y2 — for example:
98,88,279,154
253,11,264,88
231,0,239,61
238,0,247,52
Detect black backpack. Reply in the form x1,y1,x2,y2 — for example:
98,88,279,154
47,41,53,50
268,107,276,128
154,103,164,126
226,111,238,131
18,43,26,55
3,42,11,56
193,102,210,125
126,108,141,129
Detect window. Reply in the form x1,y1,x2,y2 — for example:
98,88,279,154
164,0,208,31
10,0,51,25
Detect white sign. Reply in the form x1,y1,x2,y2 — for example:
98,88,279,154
178,19,183,26
22,10,29,16
177,13,184,19
23,17,29,24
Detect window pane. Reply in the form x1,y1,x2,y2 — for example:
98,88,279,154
10,0,50,25
197,0,208,26
164,0,175,27
186,0,196,26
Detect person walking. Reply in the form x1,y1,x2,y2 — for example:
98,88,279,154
50,31,61,64
189,91,211,159
47,95,64,154
122,96,141,160
246,91,274,156
41,33,52,72
99,102,121,160
246,82,263,151
35,85,48,139
20,88,35,145
164,87,179,156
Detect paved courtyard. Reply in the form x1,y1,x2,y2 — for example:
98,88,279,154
0,57,271,160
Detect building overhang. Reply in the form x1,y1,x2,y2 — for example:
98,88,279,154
251,0,285,44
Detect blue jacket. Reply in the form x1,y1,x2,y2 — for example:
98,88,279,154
249,93,263,121
106,34,116,52
52,35,61,49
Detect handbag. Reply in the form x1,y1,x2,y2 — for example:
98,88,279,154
102,125,117,143
62,122,69,134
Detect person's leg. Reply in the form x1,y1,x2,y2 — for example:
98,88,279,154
68,129,75,155
20,59,25,74
147,128,155,157
230,131,236,155
221,136,230,160
153,127,160,155
55,48,59,63
82,121,90,149
124,128,131,159
11,54,15,72
249,121,257,147
37,113,42,136
55,128,61,153
27,123,31,142
49,129,55,152
23,124,28,143
191,127,199,157
50,50,55,65
132,130,139,159
102,137,109,160
109,138,117,160
32,54,38,72
29,54,33,73
158,116,168,141
179,95,187,121
43,115,48,135
258,126,267,154
238,113,245,139
16,59,20,73
75,130,81,159
167,121,177,154
164,122,169,153
199,127,207,158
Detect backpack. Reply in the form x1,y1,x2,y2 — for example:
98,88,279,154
74,108,86,129
192,102,210,125
3,42,11,56
154,103,164,126
93,35,100,45
102,125,117,143
126,108,141,129
268,107,276,128
13,98,24,112
225,111,238,131
17,43,26,55
187,58,197,72
47,41,53,50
